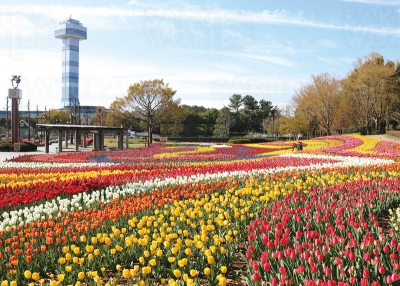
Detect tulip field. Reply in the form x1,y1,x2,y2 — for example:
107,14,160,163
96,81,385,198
2,134,400,285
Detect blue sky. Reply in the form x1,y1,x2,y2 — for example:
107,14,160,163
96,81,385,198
1,0,400,111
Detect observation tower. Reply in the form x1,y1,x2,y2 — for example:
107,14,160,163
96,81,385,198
55,17,87,107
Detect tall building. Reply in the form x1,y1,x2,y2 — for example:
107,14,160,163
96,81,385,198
55,17,87,108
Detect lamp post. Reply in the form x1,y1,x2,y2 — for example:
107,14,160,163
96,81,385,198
9,75,22,144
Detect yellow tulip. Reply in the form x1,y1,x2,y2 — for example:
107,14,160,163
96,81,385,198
173,269,181,278
207,256,214,264
149,259,157,266
220,265,227,273
32,272,40,281
24,270,32,279
190,269,198,277
122,269,131,279
85,245,94,253
78,271,85,280
142,266,152,275
218,276,227,286
185,248,192,255
73,247,80,255
204,267,211,276
57,273,65,281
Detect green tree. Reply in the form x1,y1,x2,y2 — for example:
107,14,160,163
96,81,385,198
342,52,400,134
228,94,242,113
242,95,258,111
213,107,235,137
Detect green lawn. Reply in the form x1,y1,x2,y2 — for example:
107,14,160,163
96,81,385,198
104,137,147,149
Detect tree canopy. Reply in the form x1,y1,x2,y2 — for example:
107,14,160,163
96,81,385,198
117,79,180,145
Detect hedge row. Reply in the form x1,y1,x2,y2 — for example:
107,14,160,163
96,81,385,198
0,141,38,152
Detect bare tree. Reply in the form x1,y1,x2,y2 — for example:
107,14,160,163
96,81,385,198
294,72,343,135
121,79,180,146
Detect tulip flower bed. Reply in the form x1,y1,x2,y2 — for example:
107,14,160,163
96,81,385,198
1,135,400,285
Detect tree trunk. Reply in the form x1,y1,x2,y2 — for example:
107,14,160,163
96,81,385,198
148,124,152,146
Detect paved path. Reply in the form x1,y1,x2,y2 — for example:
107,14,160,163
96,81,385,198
366,134,400,143
0,142,92,162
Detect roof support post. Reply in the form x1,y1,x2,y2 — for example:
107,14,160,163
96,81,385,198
45,129,50,154
58,129,63,152
75,130,80,151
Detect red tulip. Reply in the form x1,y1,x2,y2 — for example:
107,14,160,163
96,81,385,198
263,262,271,272
279,266,286,274
387,275,393,284
363,252,371,262
378,265,386,274
252,272,260,282
310,265,318,273
348,251,355,261
270,277,278,286
390,252,398,261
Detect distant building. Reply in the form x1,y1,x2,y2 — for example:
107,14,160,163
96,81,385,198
55,17,87,108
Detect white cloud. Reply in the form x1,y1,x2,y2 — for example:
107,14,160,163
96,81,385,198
145,19,176,39
317,39,338,49
0,4,400,36
342,0,400,5
196,50,295,68
0,15,37,36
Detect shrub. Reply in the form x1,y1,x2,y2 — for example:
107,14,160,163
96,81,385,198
387,130,400,138
343,126,367,135
19,142,38,152
228,137,251,144
0,142,12,152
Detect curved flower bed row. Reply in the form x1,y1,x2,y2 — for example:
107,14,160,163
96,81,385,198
1,135,400,285
0,156,342,212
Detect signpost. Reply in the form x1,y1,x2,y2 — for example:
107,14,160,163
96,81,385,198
13,143,20,152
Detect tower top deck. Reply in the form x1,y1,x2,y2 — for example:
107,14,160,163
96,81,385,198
55,17,87,40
